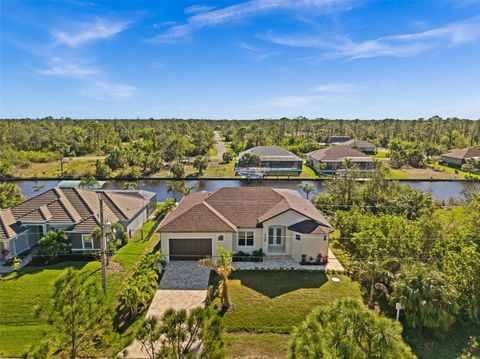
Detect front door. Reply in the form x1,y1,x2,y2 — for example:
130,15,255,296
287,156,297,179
268,226,285,253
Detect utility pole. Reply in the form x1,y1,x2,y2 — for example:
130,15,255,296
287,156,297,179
99,197,107,295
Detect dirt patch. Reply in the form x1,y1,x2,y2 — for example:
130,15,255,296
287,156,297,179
106,260,124,273
398,168,463,179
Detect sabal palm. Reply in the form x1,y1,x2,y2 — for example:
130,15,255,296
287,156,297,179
79,175,98,188
199,246,233,308
297,183,314,199
122,182,138,190
166,180,183,198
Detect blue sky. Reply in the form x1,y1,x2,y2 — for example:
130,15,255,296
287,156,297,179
1,0,480,119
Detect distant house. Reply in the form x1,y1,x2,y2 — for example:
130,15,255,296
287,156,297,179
0,187,156,259
327,136,352,144
236,146,303,176
340,139,377,154
307,146,373,173
158,187,333,262
441,147,480,167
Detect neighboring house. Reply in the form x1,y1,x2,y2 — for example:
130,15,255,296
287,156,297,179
0,187,156,259
327,136,352,144
158,187,333,262
236,146,303,176
340,139,377,154
307,146,374,173
441,147,480,167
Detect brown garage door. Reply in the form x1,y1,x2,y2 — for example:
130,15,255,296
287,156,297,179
169,238,212,261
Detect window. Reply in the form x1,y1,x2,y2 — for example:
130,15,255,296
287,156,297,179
295,234,301,241
323,235,327,241
218,235,224,242
238,231,254,246
82,234,93,250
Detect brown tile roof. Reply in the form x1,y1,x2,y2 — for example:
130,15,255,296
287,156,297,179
0,209,17,240
307,146,372,162
6,187,155,235
158,187,332,233
288,219,333,234
442,147,480,160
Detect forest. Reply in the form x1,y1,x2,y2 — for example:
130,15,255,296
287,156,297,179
0,116,479,180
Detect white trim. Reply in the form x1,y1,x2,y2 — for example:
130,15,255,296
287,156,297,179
81,234,94,250
237,230,255,247
268,226,284,246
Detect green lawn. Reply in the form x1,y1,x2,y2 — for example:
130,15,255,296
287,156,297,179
429,163,480,179
386,169,414,179
0,219,161,357
225,333,290,359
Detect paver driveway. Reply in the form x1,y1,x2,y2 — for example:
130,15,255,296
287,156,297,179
160,260,211,290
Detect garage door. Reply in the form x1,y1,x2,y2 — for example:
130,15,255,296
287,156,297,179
169,238,212,261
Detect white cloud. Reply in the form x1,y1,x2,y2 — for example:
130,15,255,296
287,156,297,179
184,5,216,14
151,0,348,43
38,57,99,78
313,83,362,92
238,41,280,60
52,17,129,47
263,15,480,59
81,81,136,99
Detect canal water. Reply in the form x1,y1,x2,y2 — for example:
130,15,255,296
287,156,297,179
13,179,479,201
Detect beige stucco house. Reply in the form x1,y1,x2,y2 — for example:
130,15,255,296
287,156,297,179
158,187,333,262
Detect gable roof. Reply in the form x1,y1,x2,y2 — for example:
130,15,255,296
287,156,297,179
340,139,376,149
288,219,332,234
4,187,155,237
307,146,372,162
239,146,301,162
442,147,480,160
158,187,332,233
0,209,17,240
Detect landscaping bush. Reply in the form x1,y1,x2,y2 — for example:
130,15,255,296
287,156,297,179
232,249,263,262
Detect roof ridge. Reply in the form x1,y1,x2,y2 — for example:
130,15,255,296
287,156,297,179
202,201,237,231
16,197,58,221
73,187,96,215
102,191,129,219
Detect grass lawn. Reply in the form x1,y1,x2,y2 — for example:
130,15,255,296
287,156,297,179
220,270,361,357
0,219,160,357
429,163,480,179
386,167,463,180
12,158,97,178
371,151,389,159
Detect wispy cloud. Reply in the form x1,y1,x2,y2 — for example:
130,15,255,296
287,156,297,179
313,83,362,92
238,41,280,60
184,4,216,14
263,15,480,59
81,81,136,99
150,0,349,43
52,17,129,46
37,57,99,78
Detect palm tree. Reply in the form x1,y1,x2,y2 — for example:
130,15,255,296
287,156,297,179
297,183,314,200
122,182,138,190
193,155,209,175
32,184,45,195
352,258,398,310
166,180,183,198
180,182,196,196
199,246,233,309
79,175,99,189
462,158,478,177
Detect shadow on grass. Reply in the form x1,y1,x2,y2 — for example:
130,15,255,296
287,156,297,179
230,270,328,298
1,260,89,281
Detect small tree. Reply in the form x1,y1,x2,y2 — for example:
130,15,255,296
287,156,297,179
193,155,209,175
167,180,184,198
462,158,479,177
95,160,112,180
34,268,114,358
170,162,185,178
199,246,233,309
122,181,138,190
288,298,414,359
79,175,99,189
0,182,26,208
32,184,45,195
136,307,224,359
316,161,327,173
297,183,314,200
238,153,261,167
222,152,233,164
38,229,70,261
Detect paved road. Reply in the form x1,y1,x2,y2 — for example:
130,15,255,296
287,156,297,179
211,131,227,161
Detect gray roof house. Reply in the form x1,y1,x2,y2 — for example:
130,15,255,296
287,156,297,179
0,187,156,259
307,146,373,173
236,146,303,177
441,147,480,167
327,136,352,144
340,139,377,154
158,187,333,262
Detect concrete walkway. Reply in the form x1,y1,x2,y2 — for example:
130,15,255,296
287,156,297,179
233,249,344,271
123,261,211,358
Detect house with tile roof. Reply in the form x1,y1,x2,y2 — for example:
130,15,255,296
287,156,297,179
158,187,333,262
340,139,377,154
307,146,373,174
0,187,156,259
236,146,303,177
441,147,480,167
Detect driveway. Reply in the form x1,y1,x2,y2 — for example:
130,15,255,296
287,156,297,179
211,131,227,162
123,261,211,358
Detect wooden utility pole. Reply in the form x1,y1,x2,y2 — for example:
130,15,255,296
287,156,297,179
99,197,107,295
